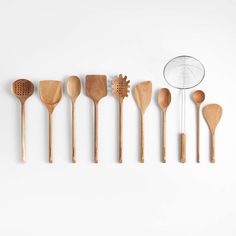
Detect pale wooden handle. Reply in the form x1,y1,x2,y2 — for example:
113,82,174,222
94,103,98,163
72,102,76,163
49,113,53,163
210,133,215,163
140,113,144,163
180,133,186,163
197,107,200,163
162,111,166,163
118,100,123,163
21,102,26,162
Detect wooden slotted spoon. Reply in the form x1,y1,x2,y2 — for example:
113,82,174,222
12,79,34,162
86,75,107,163
39,80,62,163
67,76,81,163
133,81,152,163
111,74,130,163
203,104,222,163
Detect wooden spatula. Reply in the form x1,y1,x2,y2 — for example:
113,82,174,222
85,75,107,163
12,79,34,162
39,80,62,163
67,76,81,163
133,81,152,163
111,74,130,163
203,104,222,163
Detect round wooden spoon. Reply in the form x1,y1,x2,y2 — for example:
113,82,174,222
192,90,205,163
12,79,34,162
157,88,171,163
67,76,81,163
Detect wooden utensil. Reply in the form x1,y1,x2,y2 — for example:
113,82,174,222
133,81,152,163
39,80,62,163
192,90,205,163
12,79,34,162
111,74,130,163
85,75,107,163
203,104,222,163
157,88,171,163
67,76,81,163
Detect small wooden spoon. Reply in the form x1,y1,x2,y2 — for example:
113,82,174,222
192,90,205,163
67,76,81,163
111,74,130,163
12,79,34,162
86,75,107,163
157,88,171,163
39,80,62,163
203,104,222,163
133,81,152,163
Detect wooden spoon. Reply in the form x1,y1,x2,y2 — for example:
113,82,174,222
12,79,34,162
111,74,130,163
157,88,171,163
203,104,222,163
85,75,107,163
39,80,62,163
192,90,205,163
67,76,81,163
133,81,152,163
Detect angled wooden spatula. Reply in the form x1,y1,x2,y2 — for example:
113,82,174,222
133,81,152,163
39,80,62,163
67,76,81,163
86,75,107,163
203,104,222,163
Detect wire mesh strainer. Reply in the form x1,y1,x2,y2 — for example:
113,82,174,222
163,55,205,162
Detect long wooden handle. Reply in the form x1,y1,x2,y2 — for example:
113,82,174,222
197,106,200,163
210,132,215,163
118,100,123,163
21,102,26,162
94,103,98,163
180,133,186,163
72,102,76,163
161,111,166,163
140,113,144,163
49,113,53,163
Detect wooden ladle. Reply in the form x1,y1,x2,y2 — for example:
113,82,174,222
67,76,81,163
157,88,171,163
203,104,222,163
85,75,107,163
12,79,34,162
192,90,205,162
133,81,152,163
39,80,62,163
111,74,130,163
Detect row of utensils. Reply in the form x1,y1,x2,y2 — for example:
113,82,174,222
12,75,222,164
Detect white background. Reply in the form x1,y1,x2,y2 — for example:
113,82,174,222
0,0,235,235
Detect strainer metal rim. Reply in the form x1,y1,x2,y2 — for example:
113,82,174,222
163,55,205,89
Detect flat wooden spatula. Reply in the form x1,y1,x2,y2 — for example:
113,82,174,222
133,81,152,163
39,80,62,163
86,75,107,163
203,104,222,163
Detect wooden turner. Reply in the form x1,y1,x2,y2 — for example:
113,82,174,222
111,74,130,163
85,75,107,163
133,81,152,163
203,104,222,163
39,80,62,163
12,79,34,162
